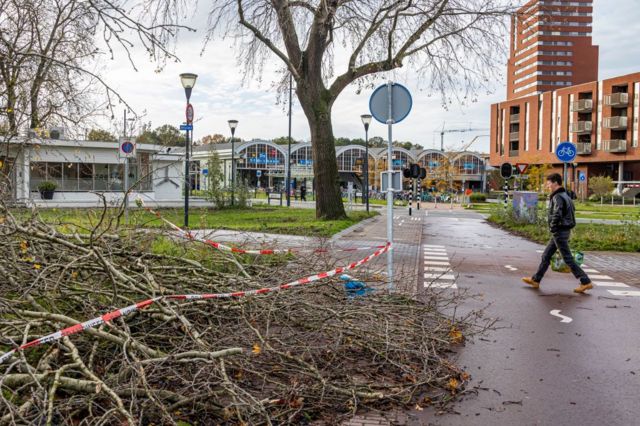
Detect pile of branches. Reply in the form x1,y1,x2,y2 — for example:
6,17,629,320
0,204,486,425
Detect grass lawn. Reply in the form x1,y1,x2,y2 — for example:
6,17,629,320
17,206,377,238
467,202,640,220
487,213,640,252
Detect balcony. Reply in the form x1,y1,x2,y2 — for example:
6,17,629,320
570,121,593,134
602,139,627,153
571,99,593,112
603,116,628,130
576,142,592,155
605,93,629,107
509,150,519,157
509,114,520,123
509,132,520,141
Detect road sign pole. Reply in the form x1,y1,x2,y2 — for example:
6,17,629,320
123,110,129,224
386,81,394,292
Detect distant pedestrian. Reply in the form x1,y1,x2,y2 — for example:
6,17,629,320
522,173,593,293
300,185,307,201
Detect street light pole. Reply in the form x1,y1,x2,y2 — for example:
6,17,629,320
180,73,198,228
286,73,293,207
361,114,372,213
228,120,238,206
123,110,135,224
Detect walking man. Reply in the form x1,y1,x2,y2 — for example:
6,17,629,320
522,173,593,293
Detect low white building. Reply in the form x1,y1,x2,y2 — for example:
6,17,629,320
1,137,184,207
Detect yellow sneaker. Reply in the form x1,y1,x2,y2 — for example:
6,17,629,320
574,283,593,294
522,277,540,289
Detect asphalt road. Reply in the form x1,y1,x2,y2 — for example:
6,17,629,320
416,208,640,426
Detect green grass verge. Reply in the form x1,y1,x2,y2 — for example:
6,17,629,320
487,213,640,252
467,201,640,220
18,206,377,238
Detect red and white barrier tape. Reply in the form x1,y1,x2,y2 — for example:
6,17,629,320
143,205,385,255
0,243,391,364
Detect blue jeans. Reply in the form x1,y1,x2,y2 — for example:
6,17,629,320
533,230,590,284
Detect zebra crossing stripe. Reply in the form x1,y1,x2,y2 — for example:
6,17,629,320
424,273,455,280
588,275,614,280
425,282,458,289
592,281,630,288
424,261,450,266
423,245,445,248
425,267,450,272
607,290,640,297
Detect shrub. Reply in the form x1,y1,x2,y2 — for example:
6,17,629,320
589,176,614,199
38,181,57,191
469,193,487,203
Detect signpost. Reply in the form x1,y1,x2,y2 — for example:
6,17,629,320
369,82,412,291
555,141,577,189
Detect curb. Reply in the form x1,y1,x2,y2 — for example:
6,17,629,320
330,214,381,242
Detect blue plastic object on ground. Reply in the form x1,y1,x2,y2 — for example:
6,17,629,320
340,274,374,298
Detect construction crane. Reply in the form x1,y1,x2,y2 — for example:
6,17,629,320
437,123,489,152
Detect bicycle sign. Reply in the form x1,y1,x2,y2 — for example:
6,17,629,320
555,141,577,163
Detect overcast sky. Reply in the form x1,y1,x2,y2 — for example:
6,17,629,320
102,1,639,153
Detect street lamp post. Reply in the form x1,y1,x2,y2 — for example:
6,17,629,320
361,114,372,213
228,119,238,206
180,73,198,228
286,74,293,207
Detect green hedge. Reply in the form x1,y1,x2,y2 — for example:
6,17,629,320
469,193,487,203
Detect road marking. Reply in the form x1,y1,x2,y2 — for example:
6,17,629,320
424,273,455,280
504,265,518,271
592,281,629,288
424,249,447,253
424,256,449,261
549,310,573,323
423,244,445,248
424,261,450,266
424,247,446,251
582,268,599,273
536,249,544,253
588,274,614,280
607,290,640,297
425,267,450,272
425,282,458,289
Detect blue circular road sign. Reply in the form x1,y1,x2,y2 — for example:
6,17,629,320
555,141,576,163
121,141,135,154
369,83,412,124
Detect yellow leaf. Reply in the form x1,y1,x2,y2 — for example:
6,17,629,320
0,217,4,224
447,378,459,392
71,271,79,279
461,371,470,381
415,403,424,411
449,327,464,344
252,343,261,355
33,264,41,270
20,240,28,253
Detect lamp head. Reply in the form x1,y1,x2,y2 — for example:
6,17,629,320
361,114,372,130
179,73,198,89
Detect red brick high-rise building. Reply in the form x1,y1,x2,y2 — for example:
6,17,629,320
490,1,640,198
507,0,599,100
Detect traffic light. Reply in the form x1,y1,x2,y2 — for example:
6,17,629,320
500,162,513,179
410,163,420,179
419,167,426,179
403,168,411,178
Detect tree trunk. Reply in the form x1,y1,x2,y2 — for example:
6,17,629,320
298,89,346,220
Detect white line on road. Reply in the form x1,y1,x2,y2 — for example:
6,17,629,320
425,267,450,272
424,256,449,261
424,247,446,251
424,273,455,280
588,275,614,280
592,281,629,288
424,261,450,266
423,244,445,248
536,250,544,253
504,265,518,271
607,290,640,297
549,310,573,323
582,269,599,273
425,282,458,289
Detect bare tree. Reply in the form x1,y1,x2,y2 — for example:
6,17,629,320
195,0,514,219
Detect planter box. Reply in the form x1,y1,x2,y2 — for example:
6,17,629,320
40,190,55,200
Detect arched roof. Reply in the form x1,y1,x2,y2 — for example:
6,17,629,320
450,151,485,163
416,149,447,161
236,139,287,156
372,146,416,161
335,144,373,156
290,142,312,154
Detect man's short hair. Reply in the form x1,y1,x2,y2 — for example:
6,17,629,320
546,173,563,185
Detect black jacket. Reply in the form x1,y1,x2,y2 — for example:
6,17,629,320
548,187,576,234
